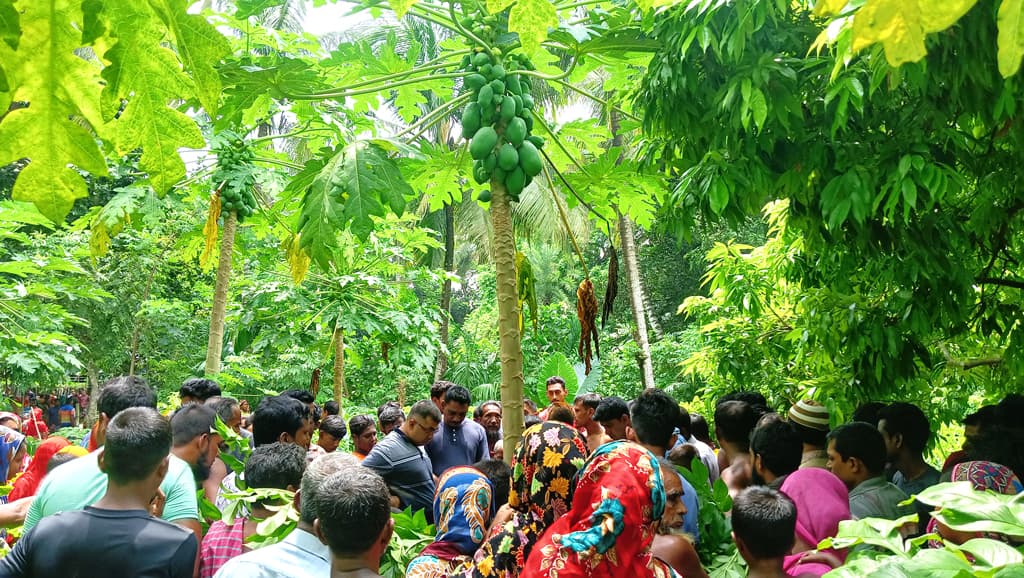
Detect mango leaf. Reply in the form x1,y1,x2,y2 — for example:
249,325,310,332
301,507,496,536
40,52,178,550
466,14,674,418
998,0,1024,78
0,0,19,49
100,3,206,195
509,0,557,53
0,0,109,222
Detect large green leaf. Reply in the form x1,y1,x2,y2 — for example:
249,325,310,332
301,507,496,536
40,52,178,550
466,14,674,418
998,0,1024,77
339,141,411,240
147,0,230,115
298,152,347,271
0,0,109,222
536,352,576,403
101,3,205,195
509,0,557,53
0,0,19,49
849,0,979,66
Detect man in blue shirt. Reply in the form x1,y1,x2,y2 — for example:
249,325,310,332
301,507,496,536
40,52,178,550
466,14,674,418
425,385,489,477
363,400,441,522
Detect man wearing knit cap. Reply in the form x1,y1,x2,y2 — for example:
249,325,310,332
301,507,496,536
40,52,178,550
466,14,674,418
788,400,831,469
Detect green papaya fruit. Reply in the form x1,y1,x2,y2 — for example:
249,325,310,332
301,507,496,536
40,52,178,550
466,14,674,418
460,55,472,69
513,94,523,116
481,103,495,124
506,166,526,196
479,63,492,77
527,134,545,148
518,141,543,177
499,97,516,123
490,64,505,80
489,79,505,95
469,126,498,160
505,117,527,147
492,166,507,183
521,93,534,110
465,74,487,91
478,189,492,202
473,52,490,68
462,103,482,139
473,161,490,184
497,143,519,171
506,75,521,96
484,151,497,172
477,84,494,107
524,114,534,132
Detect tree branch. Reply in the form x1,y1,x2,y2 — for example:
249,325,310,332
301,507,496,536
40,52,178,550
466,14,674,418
937,342,1002,370
976,276,1024,290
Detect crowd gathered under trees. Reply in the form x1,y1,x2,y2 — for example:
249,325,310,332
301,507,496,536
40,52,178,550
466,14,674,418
0,375,1020,577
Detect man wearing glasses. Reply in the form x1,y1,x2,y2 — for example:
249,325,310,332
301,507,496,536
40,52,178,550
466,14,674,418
362,400,442,522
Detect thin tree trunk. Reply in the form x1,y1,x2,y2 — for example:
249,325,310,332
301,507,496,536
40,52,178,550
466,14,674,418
397,378,407,407
332,327,346,403
643,278,663,339
434,202,455,382
205,210,238,375
86,363,100,423
129,268,156,376
616,208,656,390
491,180,525,464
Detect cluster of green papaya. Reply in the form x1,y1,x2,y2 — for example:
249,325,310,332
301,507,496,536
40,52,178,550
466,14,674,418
459,49,545,203
213,139,257,223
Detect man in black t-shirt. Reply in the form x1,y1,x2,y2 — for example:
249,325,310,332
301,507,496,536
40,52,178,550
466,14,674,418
0,407,197,578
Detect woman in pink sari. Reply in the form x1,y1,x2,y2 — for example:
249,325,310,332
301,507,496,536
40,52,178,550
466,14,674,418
779,468,851,576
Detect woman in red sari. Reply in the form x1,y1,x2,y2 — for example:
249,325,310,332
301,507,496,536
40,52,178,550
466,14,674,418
522,440,675,578
7,437,70,501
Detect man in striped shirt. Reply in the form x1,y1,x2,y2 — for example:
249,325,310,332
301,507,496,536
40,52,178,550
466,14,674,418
362,400,441,522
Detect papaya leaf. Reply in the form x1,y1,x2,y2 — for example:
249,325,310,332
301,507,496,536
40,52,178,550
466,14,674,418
390,0,420,18
339,141,411,240
487,0,516,14
100,4,206,195
509,0,557,53
298,151,348,271
147,0,230,115
0,0,19,49
0,0,109,222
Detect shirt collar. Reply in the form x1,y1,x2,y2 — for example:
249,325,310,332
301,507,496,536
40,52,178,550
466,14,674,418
285,529,330,563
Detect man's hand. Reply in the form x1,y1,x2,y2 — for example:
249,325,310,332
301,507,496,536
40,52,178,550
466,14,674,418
149,488,166,518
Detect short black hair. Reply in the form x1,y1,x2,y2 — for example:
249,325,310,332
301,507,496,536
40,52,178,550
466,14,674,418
631,389,681,449
827,422,887,475
320,415,347,439
280,389,315,404
253,396,310,447
575,393,601,410
349,414,375,437
593,396,629,423
430,381,456,400
170,403,217,446
179,378,221,402
963,405,996,427
205,396,239,425
851,401,886,426
103,407,172,484
408,400,442,422
677,406,693,438
315,468,391,557
732,486,797,559
97,376,157,419
444,385,471,406
524,414,542,428
715,400,760,451
878,402,931,454
474,459,512,507
749,420,802,478
46,452,80,473
691,413,710,440
545,376,567,390
244,442,306,491
720,390,768,407
377,406,405,430
324,401,340,416
524,399,538,412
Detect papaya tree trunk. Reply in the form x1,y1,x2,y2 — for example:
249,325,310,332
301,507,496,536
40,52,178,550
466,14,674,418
434,201,455,382
205,210,238,375
86,363,100,424
128,267,156,376
332,327,346,403
491,180,525,464
616,207,656,390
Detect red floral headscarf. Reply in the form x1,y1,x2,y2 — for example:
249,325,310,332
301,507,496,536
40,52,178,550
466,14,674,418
521,440,674,578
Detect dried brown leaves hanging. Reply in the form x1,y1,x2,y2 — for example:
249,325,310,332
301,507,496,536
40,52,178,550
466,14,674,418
577,279,600,374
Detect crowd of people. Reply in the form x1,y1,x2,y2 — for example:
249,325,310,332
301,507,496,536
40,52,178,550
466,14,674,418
0,374,1020,578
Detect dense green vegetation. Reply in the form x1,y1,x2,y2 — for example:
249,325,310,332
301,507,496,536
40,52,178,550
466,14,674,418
2,0,1023,449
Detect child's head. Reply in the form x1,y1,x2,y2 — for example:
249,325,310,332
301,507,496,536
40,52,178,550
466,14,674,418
732,486,797,564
